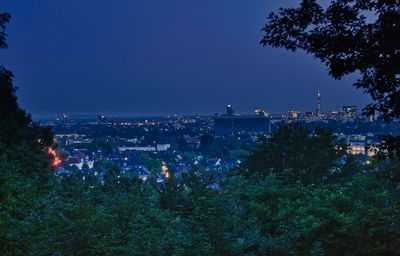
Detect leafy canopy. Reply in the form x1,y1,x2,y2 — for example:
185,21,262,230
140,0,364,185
242,123,345,185
261,0,400,120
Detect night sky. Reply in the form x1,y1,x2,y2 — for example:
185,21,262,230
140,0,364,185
1,0,370,118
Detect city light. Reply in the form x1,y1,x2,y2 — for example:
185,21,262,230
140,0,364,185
161,165,170,179
48,147,62,168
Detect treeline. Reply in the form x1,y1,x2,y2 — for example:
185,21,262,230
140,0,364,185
2,119,400,255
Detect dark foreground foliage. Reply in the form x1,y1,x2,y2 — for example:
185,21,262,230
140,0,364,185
2,121,400,255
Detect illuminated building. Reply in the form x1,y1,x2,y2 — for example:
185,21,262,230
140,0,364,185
69,157,94,170
118,144,171,152
342,106,357,119
347,135,366,155
288,110,300,120
214,105,270,136
255,109,269,117
329,110,340,119
348,142,366,155
305,112,314,122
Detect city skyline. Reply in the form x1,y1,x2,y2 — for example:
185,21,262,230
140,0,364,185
35,90,362,120
1,0,370,118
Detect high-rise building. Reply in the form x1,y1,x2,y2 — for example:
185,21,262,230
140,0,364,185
255,109,269,117
215,105,270,136
305,112,314,122
342,106,357,119
329,110,340,120
316,90,321,117
226,104,234,116
97,115,106,123
288,110,300,120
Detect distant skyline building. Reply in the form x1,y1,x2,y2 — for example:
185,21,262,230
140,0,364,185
255,109,269,117
215,105,270,136
226,104,234,116
288,110,300,120
329,110,340,119
342,106,357,119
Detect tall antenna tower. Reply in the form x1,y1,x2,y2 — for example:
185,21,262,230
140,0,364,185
316,90,321,117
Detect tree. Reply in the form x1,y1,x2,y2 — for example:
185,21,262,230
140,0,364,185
261,0,400,120
0,13,10,48
242,123,345,185
0,12,53,169
0,12,55,254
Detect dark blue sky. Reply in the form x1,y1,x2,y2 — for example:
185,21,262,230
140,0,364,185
1,0,370,117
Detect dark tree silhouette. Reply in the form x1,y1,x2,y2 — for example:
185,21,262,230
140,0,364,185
0,12,53,166
261,0,400,121
242,123,345,185
0,13,10,48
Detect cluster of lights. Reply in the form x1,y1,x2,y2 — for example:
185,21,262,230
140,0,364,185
161,165,170,179
137,120,158,126
119,122,132,126
48,147,62,168
182,119,196,124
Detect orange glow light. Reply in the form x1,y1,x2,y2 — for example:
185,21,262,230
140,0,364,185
48,148,56,157
53,156,62,168
48,147,62,168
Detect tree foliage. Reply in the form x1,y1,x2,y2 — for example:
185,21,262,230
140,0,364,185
242,123,345,185
0,12,55,254
261,0,400,120
0,12,10,49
